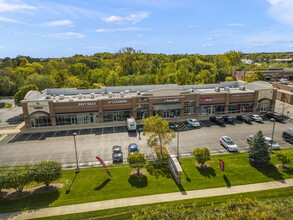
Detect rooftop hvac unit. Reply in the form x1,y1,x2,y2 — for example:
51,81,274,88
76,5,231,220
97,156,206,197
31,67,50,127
125,90,130,94
45,95,51,99
90,93,95,99
137,91,141,95
78,94,82,99
108,92,113,98
224,87,230,91
101,92,105,95
239,86,246,91
215,87,220,92
59,94,64,100
120,92,125,97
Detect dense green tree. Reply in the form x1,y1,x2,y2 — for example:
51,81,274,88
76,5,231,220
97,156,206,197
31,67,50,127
248,131,270,166
127,152,146,175
14,84,39,106
142,115,175,154
25,74,55,90
193,147,211,167
245,71,265,83
33,161,62,186
5,165,33,192
106,70,120,86
0,76,14,96
195,69,215,84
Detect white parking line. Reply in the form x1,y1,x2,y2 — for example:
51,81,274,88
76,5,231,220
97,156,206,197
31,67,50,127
24,133,32,141
62,154,67,163
29,157,35,165
12,158,18,166
39,132,45,140
47,155,52,161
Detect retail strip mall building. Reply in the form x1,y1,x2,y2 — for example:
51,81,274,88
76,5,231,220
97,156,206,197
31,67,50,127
22,81,276,128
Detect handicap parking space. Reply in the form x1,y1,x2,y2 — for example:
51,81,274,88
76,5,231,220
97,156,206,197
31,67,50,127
79,128,92,135
55,130,68,137
26,132,43,141
92,128,102,135
103,127,114,134
67,129,81,136
115,126,127,133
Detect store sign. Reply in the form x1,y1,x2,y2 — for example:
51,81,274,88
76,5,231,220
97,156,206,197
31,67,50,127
258,90,273,101
200,97,213,101
163,99,179,103
78,102,96,106
27,101,50,114
108,100,128,104
230,93,253,98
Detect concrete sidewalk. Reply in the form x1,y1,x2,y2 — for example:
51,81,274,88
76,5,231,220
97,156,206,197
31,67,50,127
1,178,293,220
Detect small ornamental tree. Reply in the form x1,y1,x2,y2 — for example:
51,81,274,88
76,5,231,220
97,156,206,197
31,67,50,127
248,131,271,166
143,115,175,155
193,147,211,167
275,152,291,168
128,152,146,175
6,165,33,192
33,161,62,187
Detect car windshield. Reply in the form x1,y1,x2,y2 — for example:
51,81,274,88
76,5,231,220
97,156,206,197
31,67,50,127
130,145,138,152
191,119,197,122
267,140,276,145
113,148,121,153
227,140,235,145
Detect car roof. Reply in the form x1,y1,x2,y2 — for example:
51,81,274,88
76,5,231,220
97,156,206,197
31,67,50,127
113,145,121,149
284,130,293,135
129,143,138,148
222,136,232,140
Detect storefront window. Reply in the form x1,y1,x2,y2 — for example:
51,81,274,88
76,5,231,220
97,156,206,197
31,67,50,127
184,101,195,114
199,104,225,115
103,110,132,122
256,100,272,112
228,103,253,114
30,115,51,127
154,109,180,118
137,104,149,120
56,112,98,125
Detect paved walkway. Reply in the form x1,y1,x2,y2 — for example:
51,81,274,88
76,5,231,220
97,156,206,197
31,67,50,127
1,179,293,220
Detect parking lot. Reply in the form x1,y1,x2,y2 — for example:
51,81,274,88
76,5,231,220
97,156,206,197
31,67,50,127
0,117,292,167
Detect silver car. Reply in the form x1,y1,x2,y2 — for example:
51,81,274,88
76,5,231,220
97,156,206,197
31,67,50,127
187,118,200,127
220,136,238,152
250,114,263,122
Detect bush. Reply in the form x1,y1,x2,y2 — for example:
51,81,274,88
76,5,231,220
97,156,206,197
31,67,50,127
5,165,33,192
128,153,146,175
275,152,291,168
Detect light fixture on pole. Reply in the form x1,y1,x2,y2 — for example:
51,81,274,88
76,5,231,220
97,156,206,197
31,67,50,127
73,132,80,173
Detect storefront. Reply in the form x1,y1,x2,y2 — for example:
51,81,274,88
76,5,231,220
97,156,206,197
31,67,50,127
30,112,51,127
199,104,225,115
56,112,99,125
228,103,253,114
103,110,132,122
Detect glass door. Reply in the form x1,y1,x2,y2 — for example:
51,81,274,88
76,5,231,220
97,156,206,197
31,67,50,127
113,114,118,122
71,117,77,125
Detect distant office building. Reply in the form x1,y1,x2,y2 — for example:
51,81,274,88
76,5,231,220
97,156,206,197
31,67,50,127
233,67,293,81
271,82,293,104
21,81,277,128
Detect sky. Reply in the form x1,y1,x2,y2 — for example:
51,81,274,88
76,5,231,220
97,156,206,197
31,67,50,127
1,0,293,58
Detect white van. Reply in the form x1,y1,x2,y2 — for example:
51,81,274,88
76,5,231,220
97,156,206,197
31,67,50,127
127,117,137,131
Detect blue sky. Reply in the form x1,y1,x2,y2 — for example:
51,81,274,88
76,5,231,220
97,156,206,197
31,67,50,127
0,0,293,58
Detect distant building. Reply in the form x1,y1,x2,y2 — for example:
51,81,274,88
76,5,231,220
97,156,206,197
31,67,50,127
271,82,293,104
271,58,293,63
21,81,277,128
233,67,293,81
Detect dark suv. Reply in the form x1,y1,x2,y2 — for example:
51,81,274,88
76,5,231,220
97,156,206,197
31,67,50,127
210,116,224,124
223,116,234,124
128,143,139,155
112,145,123,163
265,113,284,121
282,130,293,143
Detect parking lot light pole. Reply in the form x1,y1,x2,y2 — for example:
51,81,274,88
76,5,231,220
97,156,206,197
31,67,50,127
271,119,276,153
176,125,180,161
73,133,80,173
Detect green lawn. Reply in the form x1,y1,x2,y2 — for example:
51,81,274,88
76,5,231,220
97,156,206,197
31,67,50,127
36,186,293,220
0,148,293,213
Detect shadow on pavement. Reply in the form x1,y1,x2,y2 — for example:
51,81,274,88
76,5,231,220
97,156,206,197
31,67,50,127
196,166,216,178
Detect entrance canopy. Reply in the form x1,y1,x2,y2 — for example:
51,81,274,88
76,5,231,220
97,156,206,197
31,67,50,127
153,103,181,111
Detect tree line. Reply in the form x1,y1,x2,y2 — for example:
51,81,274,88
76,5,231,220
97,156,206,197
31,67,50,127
1,49,293,98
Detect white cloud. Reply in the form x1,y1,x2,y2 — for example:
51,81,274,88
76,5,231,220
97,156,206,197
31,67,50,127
0,16,23,24
251,42,266,46
136,34,143,38
266,0,293,26
0,46,6,49
0,0,36,12
103,12,149,24
226,23,247,27
208,37,214,41
166,41,172,44
49,32,85,39
96,27,152,32
203,44,214,47
42,20,74,27
189,25,200,29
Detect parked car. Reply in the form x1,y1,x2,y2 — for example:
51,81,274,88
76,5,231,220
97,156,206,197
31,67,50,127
223,116,234,123
128,143,139,155
237,115,252,123
247,135,255,143
112,145,123,163
280,78,289,83
246,135,280,150
264,137,280,150
210,116,224,124
282,130,293,143
250,114,263,122
265,113,284,121
220,136,238,152
187,118,200,127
